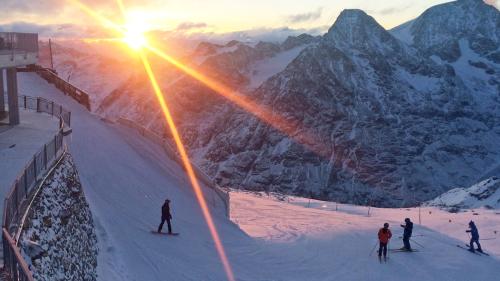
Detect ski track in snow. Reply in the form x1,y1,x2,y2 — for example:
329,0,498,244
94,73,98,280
17,72,500,281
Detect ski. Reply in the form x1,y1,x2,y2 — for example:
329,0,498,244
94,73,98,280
389,249,419,253
151,230,180,236
463,245,489,256
377,256,388,263
456,245,481,255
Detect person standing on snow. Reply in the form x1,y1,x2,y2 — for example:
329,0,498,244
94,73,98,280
378,223,392,260
158,199,173,234
466,221,483,253
400,218,413,251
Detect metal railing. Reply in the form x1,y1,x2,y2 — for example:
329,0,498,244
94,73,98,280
2,96,70,281
0,33,38,61
18,95,71,127
24,65,91,111
117,118,231,217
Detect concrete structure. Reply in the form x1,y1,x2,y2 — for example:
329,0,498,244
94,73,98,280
0,32,38,126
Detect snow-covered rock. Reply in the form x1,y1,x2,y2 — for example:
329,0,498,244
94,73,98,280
21,154,98,281
426,177,500,210
42,1,500,207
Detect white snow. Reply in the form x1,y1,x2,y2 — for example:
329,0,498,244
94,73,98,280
450,39,499,111
231,190,500,280
427,177,500,209
16,72,500,281
247,46,308,89
390,20,415,45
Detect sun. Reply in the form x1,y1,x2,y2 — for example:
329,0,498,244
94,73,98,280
121,16,149,50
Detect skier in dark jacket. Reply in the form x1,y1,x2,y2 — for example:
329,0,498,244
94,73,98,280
400,218,413,251
466,221,482,253
157,199,173,234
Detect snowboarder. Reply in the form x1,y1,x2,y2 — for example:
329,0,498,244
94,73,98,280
157,199,173,234
466,221,482,253
400,218,413,251
378,223,392,261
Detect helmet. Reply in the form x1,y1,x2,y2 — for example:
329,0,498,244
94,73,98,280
405,218,410,223
165,199,170,203
383,223,389,228
469,220,474,226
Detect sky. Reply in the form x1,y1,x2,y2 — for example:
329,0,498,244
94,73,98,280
0,0,498,41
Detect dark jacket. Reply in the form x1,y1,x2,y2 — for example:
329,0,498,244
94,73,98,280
161,202,171,220
401,221,413,238
467,223,479,240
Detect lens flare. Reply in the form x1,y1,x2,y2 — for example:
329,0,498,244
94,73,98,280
122,22,148,50
139,51,236,281
67,0,330,157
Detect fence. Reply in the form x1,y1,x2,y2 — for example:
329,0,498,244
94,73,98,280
17,95,71,127
0,33,38,54
21,65,91,111
117,118,231,217
2,96,70,281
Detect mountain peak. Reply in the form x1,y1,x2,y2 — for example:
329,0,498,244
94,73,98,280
326,9,397,49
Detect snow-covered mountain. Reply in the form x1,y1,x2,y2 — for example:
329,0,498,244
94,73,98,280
426,177,500,210
188,6,499,207
391,0,499,63
47,0,499,207
96,34,318,127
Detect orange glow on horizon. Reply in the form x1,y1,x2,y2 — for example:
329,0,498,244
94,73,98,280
140,51,236,281
68,0,331,157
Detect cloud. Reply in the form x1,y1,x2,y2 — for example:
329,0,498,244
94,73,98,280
287,8,323,23
369,4,412,16
171,26,327,44
175,22,208,31
0,22,108,39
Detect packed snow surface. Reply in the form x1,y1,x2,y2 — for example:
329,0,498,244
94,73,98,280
18,72,500,281
0,110,58,219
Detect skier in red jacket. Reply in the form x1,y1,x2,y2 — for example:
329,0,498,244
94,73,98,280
378,223,392,261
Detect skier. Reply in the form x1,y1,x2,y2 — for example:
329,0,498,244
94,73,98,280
400,218,413,251
157,199,173,234
466,221,482,253
378,223,392,261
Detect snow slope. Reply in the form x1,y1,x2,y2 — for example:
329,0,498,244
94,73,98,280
17,72,500,281
427,177,500,209
231,190,500,280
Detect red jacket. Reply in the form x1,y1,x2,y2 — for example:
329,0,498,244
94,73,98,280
378,228,392,243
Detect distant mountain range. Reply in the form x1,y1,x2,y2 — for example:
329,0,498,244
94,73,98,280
43,0,500,207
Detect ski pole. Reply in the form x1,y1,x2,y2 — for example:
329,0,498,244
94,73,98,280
398,234,424,239
369,240,378,256
410,238,425,249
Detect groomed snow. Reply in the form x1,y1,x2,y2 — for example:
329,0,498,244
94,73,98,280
17,72,500,281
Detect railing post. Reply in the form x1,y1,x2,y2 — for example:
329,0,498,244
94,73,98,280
33,155,37,181
51,101,54,116
44,144,47,170
24,96,27,109
24,171,29,198
36,97,40,112
54,135,57,158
